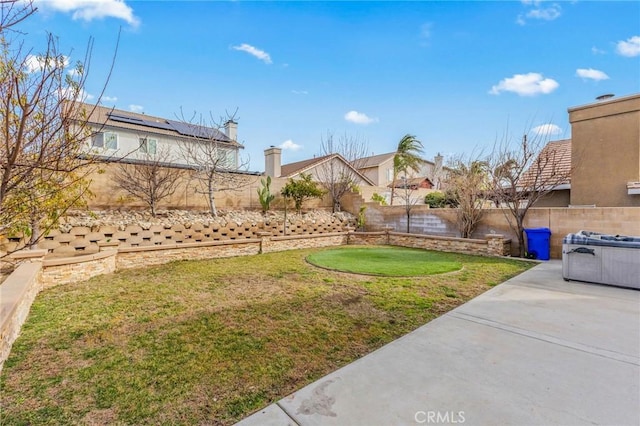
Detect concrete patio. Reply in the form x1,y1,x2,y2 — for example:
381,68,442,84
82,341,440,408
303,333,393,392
237,260,640,426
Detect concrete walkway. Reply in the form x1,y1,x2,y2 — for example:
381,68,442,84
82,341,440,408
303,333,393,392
237,261,640,426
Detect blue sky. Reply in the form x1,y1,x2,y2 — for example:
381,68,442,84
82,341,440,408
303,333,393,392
21,0,640,171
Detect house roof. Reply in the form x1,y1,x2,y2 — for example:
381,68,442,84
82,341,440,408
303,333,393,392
520,139,572,188
388,176,434,188
280,153,375,186
358,152,395,169
77,102,243,148
357,152,436,169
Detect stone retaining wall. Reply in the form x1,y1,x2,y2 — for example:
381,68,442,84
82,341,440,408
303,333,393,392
41,251,117,288
0,254,43,372
261,233,348,254
116,240,262,270
387,232,510,257
35,219,352,257
347,231,389,246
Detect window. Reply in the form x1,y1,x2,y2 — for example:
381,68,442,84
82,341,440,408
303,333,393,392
386,168,394,183
219,148,236,168
139,137,157,155
92,131,118,149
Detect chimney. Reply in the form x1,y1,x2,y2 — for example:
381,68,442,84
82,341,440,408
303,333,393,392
264,146,282,178
224,120,238,141
434,152,443,170
433,153,444,190
596,94,614,102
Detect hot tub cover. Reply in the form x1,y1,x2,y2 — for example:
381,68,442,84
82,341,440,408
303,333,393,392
562,230,640,249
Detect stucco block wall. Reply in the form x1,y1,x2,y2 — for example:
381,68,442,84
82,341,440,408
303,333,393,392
86,163,334,211
358,201,640,259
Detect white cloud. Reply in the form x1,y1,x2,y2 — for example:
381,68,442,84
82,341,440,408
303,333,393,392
526,4,561,20
532,123,562,136
576,68,609,81
344,110,377,125
591,46,606,55
517,1,561,25
292,90,308,95
58,86,94,101
232,43,272,64
25,54,70,73
616,35,640,57
36,0,140,26
420,22,433,40
279,140,303,151
129,104,144,113
489,72,559,96
101,96,118,103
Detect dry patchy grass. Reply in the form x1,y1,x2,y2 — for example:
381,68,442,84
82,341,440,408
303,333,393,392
0,247,532,425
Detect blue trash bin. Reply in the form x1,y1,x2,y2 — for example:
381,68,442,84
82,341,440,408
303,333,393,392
524,228,551,260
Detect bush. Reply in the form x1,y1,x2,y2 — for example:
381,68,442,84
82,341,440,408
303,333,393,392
371,193,387,205
424,192,446,208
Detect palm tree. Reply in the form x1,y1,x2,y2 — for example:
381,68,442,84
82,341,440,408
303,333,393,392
390,134,424,205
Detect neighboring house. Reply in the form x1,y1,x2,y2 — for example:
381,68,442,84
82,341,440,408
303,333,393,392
388,177,434,190
264,147,374,186
568,93,640,207
78,103,244,169
358,152,395,186
522,139,572,207
524,93,640,208
357,152,446,189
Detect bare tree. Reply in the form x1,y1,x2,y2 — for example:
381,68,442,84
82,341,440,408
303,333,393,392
447,155,490,238
1,0,35,32
114,148,183,217
489,131,572,257
396,176,421,234
0,1,117,250
316,132,369,212
177,113,250,216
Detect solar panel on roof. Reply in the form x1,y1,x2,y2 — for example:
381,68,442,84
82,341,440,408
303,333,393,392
108,114,143,124
166,119,229,141
107,112,231,141
108,113,174,131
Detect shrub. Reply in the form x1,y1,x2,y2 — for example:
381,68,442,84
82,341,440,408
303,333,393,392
424,192,446,208
371,193,388,205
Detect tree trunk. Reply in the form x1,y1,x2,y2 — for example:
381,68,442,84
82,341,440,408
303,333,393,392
516,214,526,257
406,212,410,233
283,198,288,236
208,180,217,217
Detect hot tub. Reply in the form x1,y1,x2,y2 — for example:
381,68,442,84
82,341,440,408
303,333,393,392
562,231,640,290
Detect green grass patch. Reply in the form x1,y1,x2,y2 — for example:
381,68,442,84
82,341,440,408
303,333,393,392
307,246,462,276
0,247,532,425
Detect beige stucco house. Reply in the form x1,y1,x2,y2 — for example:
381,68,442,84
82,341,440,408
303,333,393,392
569,93,640,207
264,147,374,187
79,103,243,169
357,152,446,189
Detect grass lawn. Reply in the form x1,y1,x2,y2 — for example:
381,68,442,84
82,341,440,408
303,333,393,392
0,247,532,425
307,246,463,276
